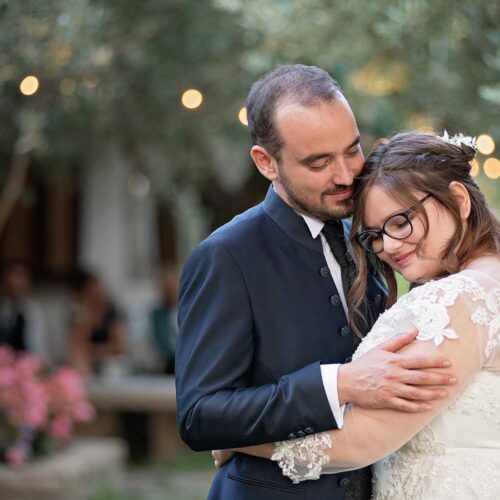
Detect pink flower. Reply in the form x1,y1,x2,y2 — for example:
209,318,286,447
49,416,72,441
5,446,27,467
0,346,15,367
0,348,95,462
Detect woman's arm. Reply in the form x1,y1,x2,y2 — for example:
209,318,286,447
216,296,486,478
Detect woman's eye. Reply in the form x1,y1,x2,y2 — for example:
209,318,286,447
396,220,410,229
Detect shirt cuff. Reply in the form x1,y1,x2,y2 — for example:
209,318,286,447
320,363,346,429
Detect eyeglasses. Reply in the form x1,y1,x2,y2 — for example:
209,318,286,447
357,194,432,254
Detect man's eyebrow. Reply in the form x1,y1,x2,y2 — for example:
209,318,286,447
345,135,361,150
297,152,332,165
296,135,361,165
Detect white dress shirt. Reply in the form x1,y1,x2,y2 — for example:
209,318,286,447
299,213,347,428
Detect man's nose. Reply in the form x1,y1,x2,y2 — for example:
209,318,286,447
332,157,355,186
382,233,404,253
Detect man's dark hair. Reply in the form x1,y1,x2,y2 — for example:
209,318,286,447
246,64,342,160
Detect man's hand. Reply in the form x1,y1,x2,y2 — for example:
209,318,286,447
338,331,457,412
212,449,234,468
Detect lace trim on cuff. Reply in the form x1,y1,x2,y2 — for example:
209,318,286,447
271,433,332,484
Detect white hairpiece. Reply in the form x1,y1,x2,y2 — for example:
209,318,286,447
438,130,477,151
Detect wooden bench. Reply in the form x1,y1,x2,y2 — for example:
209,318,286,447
79,375,187,461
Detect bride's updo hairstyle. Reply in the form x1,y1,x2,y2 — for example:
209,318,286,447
348,132,500,337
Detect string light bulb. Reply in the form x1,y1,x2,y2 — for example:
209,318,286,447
181,89,203,109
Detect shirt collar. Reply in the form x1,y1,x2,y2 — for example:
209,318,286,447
298,213,324,239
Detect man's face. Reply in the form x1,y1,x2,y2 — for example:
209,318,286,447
272,95,364,220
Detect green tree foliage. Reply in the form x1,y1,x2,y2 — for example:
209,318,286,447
0,0,498,210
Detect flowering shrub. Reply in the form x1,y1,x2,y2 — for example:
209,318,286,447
0,347,95,466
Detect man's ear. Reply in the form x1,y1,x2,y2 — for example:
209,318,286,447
250,145,278,181
449,181,471,220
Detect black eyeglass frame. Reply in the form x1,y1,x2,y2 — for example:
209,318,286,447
357,194,432,254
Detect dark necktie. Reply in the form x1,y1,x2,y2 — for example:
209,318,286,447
322,220,357,298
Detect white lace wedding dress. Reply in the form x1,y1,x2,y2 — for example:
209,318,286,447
272,258,500,499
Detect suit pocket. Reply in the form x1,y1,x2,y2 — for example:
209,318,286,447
227,472,304,495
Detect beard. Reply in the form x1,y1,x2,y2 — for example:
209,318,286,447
278,171,354,221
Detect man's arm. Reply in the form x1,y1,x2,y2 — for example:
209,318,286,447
337,331,456,412
175,239,335,451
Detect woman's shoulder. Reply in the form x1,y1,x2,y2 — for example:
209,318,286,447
354,260,500,358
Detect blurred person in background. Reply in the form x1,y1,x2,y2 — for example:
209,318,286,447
0,262,49,358
151,265,178,375
66,270,127,377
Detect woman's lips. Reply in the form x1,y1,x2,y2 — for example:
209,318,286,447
393,250,415,267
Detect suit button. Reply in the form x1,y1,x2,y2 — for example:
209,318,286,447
296,430,305,438
344,356,352,363
304,427,314,434
319,266,330,278
373,294,382,305
330,294,341,307
340,325,350,337
339,477,350,487
287,433,297,440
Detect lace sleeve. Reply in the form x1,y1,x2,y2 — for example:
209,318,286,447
271,433,332,483
271,273,498,482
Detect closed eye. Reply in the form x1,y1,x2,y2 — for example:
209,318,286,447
309,158,331,169
345,146,360,157
395,219,411,229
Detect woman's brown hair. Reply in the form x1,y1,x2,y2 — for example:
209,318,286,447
348,132,500,337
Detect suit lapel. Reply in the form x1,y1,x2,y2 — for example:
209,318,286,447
262,186,323,254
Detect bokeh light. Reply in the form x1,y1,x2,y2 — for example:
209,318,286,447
181,89,203,109
238,107,248,126
20,75,39,96
477,134,495,155
469,159,480,177
483,158,500,179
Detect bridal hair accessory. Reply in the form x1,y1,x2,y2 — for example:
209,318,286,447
438,131,477,151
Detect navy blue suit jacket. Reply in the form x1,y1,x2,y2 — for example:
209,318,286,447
176,187,386,499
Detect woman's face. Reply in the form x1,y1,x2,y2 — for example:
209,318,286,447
362,185,458,283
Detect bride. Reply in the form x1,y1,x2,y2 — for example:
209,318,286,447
213,131,500,499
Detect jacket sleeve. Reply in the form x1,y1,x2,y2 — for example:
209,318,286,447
175,238,336,451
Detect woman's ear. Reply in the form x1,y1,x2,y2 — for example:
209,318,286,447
250,145,278,181
449,181,471,220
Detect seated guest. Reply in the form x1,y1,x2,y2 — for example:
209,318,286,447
66,270,127,377
0,262,48,358
151,266,178,374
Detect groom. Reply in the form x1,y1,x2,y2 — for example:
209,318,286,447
176,65,455,499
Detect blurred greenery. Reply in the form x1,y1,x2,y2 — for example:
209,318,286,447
158,450,213,471
89,455,214,500
0,0,498,229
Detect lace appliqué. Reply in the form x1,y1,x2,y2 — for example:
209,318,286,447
271,433,332,484
448,373,500,427
367,271,500,499
373,426,445,500
373,424,500,499
354,273,498,361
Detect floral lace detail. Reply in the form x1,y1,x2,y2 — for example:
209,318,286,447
354,273,498,361
272,270,500,491
271,433,332,484
373,426,445,500
368,270,500,499
373,426,500,499
447,373,500,427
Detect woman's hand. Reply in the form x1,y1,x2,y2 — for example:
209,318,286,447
212,449,235,468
